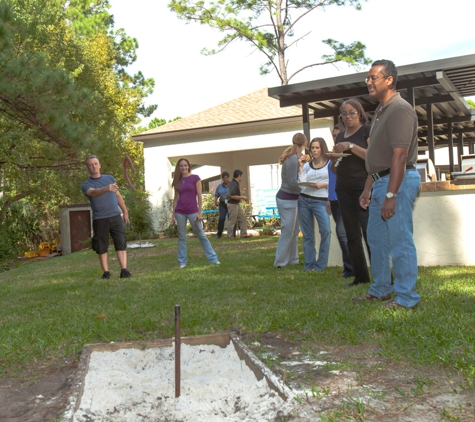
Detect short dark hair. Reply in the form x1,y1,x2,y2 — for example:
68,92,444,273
85,154,98,163
221,171,230,179
372,59,398,89
233,169,243,179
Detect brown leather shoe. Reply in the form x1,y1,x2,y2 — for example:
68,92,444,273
352,293,391,302
385,300,418,310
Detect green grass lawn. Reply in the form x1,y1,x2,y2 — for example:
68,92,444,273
1,236,474,384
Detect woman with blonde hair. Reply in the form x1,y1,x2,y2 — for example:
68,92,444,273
274,132,307,268
172,158,219,269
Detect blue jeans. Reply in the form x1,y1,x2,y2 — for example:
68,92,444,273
367,169,420,307
274,198,300,267
298,196,331,271
175,212,219,266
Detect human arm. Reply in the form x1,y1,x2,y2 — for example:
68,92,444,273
286,155,301,191
230,194,248,202
196,180,203,220
381,147,408,220
326,200,332,215
172,190,179,224
229,181,248,202
214,184,220,207
116,191,129,224
85,183,119,197
333,140,367,160
359,175,374,210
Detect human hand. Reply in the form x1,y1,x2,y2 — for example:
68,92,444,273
333,143,350,154
108,183,119,192
381,198,396,220
359,192,371,209
325,201,331,215
242,196,249,202
122,211,129,224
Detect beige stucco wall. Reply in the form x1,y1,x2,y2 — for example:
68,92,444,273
413,189,475,266
322,188,475,268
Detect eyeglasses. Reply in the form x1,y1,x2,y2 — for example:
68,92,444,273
340,110,358,118
365,75,388,84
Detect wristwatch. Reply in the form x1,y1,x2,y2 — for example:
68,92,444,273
386,192,397,199
349,143,354,149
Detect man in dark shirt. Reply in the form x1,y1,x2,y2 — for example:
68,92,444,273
355,60,420,309
226,169,251,238
81,155,132,279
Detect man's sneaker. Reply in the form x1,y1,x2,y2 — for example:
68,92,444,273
120,269,132,279
101,271,111,279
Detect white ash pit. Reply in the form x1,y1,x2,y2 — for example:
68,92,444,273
66,333,296,422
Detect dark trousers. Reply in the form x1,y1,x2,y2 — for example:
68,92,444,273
335,187,371,283
217,202,228,236
330,200,354,277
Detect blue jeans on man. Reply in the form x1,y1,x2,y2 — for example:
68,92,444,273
175,212,219,267
367,169,420,308
298,196,330,271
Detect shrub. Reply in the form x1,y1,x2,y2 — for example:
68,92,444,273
259,223,277,236
124,189,155,241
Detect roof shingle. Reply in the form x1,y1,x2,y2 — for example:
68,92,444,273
139,88,303,135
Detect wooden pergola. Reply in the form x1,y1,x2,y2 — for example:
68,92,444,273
268,54,475,172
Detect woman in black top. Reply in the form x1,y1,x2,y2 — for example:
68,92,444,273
332,99,371,286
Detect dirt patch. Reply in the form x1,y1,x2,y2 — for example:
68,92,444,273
1,335,474,421
0,359,76,422
245,333,475,421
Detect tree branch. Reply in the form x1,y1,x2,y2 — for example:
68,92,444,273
0,190,36,225
287,58,340,82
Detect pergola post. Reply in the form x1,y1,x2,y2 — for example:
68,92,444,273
302,102,311,145
406,87,415,107
457,131,464,171
447,123,454,173
426,103,435,165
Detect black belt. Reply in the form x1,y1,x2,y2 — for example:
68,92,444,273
371,165,415,181
300,193,327,201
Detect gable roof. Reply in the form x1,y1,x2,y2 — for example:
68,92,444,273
134,88,303,139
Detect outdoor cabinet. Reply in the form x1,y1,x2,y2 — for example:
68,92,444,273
60,205,92,255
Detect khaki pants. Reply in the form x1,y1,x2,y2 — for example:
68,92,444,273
227,203,247,238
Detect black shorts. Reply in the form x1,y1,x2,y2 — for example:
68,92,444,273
92,214,127,255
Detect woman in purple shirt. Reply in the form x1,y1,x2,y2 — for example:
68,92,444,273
172,158,219,268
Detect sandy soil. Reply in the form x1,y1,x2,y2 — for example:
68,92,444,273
1,333,474,421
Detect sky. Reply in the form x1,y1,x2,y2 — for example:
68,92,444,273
109,0,475,124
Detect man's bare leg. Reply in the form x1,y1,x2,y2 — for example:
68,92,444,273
117,250,127,270
99,253,109,272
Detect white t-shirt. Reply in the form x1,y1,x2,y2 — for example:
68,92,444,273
300,161,330,198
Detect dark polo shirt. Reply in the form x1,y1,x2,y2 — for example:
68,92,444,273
366,92,418,175
227,179,241,204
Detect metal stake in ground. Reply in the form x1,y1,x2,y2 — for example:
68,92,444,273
175,304,181,398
